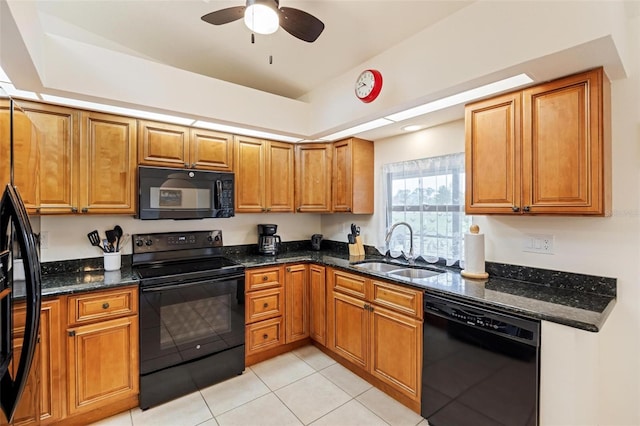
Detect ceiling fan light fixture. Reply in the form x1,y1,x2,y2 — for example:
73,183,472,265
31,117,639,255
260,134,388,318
244,0,279,35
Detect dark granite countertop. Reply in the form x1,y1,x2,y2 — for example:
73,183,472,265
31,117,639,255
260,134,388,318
38,248,615,332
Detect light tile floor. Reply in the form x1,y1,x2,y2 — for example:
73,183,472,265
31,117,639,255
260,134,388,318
91,345,428,426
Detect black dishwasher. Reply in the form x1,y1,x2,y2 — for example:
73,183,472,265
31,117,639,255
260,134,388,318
422,293,540,426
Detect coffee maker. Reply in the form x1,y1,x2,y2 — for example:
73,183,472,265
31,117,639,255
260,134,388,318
257,224,281,255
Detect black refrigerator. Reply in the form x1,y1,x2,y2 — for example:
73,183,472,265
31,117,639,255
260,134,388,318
0,91,42,425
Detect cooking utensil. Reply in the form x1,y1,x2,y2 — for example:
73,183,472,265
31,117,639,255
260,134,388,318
102,238,113,253
87,230,106,252
105,229,117,250
113,225,123,252
348,233,355,244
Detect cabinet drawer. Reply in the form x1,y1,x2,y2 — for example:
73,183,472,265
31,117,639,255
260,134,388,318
246,287,283,324
246,317,284,354
332,270,368,299
371,280,422,319
246,266,283,291
68,286,138,324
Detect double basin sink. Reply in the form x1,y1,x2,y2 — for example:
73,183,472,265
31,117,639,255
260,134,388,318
351,260,445,283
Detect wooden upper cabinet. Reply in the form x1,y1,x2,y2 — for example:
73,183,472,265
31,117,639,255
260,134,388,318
266,141,294,212
465,92,521,214
138,121,234,171
190,128,234,171
235,135,266,212
522,68,610,215
295,143,332,213
235,136,294,213
332,138,374,214
20,102,80,214
80,112,137,214
465,67,610,216
138,120,188,167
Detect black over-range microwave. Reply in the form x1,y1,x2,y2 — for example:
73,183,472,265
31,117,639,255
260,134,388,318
138,166,235,220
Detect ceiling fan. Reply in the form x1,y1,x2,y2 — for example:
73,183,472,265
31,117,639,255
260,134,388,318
201,0,325,43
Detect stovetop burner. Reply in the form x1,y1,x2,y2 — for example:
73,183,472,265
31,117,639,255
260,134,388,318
132,230,245,286
136,256,243,280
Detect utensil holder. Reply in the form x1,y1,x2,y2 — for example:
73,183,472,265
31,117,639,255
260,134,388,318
103,252,121,271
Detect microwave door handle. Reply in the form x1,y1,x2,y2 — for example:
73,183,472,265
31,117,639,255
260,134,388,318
215,180,222,210
0,185,41,421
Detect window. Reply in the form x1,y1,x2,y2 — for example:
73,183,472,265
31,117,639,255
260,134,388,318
383,153,470,265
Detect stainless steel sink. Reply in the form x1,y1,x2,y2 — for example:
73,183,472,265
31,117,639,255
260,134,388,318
352,262,403,273
387,267,444,280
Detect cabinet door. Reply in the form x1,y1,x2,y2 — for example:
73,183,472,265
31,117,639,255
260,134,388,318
370,304,422,401
66,316,139,416
21,102,79,214
3,103,39,211
12,299,63,425
190,128,234,171
522,68,609,215
295,143,332,212
234,136,266,212
80,112,137,214
137,120,189,168
266,141,294,212
309,264,326,345
465,92,521,214
332,138,374,214
285,264,309,343
327,291,368,370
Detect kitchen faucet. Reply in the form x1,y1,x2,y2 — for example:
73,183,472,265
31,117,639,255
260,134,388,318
384,221,414,263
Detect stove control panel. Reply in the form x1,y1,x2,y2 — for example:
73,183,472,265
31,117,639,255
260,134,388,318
133,230,223,254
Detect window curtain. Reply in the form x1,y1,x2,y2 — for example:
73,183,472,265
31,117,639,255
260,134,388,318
381,153,470,267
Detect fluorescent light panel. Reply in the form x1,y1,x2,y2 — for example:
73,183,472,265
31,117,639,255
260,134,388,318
321,118,394,141
385,73,532,122
193,120,302,143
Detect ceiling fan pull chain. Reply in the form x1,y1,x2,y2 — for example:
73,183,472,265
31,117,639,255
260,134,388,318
251,33,255,44
269,55,273,64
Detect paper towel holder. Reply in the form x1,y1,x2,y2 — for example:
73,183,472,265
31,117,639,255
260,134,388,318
461,224,489,280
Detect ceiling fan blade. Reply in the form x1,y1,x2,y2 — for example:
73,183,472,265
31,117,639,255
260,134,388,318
278,7,325,43
201,6,246,25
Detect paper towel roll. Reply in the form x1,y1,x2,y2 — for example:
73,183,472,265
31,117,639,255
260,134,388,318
461,225,489,279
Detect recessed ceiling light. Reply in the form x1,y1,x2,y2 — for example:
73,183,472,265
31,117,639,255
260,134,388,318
402,125,423,132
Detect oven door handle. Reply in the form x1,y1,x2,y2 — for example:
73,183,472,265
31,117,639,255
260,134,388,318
140,274,245,293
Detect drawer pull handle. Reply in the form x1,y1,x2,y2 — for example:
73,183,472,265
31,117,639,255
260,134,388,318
102,302,110,309
263,303,269,308
263,334,268,339
262,276,268,281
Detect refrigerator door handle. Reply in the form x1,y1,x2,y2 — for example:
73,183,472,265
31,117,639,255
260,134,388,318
0,184,42,422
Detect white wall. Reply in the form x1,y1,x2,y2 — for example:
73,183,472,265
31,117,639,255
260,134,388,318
40,213,321,262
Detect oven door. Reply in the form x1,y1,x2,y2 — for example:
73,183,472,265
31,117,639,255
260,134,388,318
139,273,245,376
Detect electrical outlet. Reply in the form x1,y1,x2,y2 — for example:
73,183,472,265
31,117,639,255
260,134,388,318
523,233,554,255
40,231,49,249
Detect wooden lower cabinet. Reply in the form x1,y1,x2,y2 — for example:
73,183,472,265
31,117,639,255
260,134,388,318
66,316,139,416
326,268,423,410
11,299,63,426
284,264,309,343
65,287,139,419
309,264,326,345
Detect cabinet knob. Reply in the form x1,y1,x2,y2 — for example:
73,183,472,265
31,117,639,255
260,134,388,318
266,208,271,212
263,334,268,339
296,207,301,212
512,206,520,213
191,163,196,168
263,302,269,308
71,207,78,213
286,267,291,272
81,207,89,213
35,207,41,213
68,330,76,337
523,206,531,213
262,275,269,281
184,162,189,168
102,302,110,309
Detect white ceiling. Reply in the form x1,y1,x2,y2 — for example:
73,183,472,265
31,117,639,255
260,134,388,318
2,1,632,142
34,0,473,100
